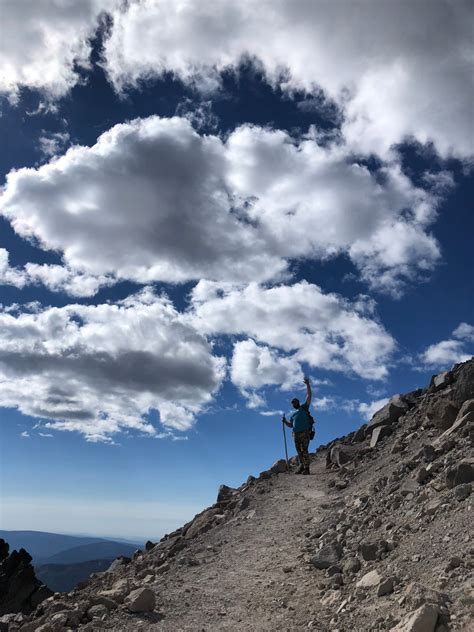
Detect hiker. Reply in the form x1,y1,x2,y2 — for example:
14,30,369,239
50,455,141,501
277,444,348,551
282,377,312,475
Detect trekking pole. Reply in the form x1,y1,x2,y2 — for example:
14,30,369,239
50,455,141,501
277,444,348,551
282,417,290,472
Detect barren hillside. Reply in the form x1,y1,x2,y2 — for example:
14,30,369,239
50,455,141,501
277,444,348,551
2,359,473,632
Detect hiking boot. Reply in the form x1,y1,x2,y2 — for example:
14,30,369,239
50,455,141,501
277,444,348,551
302,468,310,475
295,465,305,474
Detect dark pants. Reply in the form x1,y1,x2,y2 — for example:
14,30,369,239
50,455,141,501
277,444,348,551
293,430,310,469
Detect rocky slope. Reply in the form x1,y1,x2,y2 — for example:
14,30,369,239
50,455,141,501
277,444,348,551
1,359,473,632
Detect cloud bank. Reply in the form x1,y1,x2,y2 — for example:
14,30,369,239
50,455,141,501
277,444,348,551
189,280,396,381
1,1,471,160
0,289,226,441
0,0,116,102
1,116,441,296
0,278,397,439
102,0,473,159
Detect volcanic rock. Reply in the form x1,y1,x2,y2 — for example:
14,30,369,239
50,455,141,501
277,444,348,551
125,587,155,613
0,542,52,616
311,544,343,569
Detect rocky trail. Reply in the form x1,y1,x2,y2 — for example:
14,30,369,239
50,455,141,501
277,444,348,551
1,359,473,631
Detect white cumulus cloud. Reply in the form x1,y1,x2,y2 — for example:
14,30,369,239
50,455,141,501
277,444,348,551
0,0,117,102
0,288,226,441
0,248,115,297
421,322,474,369
189,280,396,381
231,338,303,406
3,1,471,160
102,0,473,159
1,116,442,296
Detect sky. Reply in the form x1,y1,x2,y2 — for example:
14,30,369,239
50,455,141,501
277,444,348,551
0,0,473,541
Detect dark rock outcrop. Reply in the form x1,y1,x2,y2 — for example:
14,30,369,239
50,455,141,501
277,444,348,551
0,540,52,616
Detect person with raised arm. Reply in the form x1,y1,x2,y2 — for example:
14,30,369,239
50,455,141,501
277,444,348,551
282,377,313,475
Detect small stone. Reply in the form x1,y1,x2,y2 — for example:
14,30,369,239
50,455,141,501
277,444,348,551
445,459,474,488
454,483,471,501
328,573,343,587
326,565,342,576
311,544,343,569
359,540,387,562
416,467,430,484
359,542,379,561
446,556,463,570
343,557,361,573
87,604,108,619
423,499,442,516
377,577,395,596
422,445,437,462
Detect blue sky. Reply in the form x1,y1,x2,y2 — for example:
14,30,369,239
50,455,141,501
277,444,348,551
0,0,472,541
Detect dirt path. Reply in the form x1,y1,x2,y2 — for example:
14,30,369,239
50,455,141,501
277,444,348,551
114,460,330,631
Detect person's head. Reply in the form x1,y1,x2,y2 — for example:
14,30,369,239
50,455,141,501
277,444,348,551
291,397,300,409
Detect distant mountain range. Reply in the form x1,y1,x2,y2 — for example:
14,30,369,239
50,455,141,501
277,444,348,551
36,559,114,593
0,530,143,593
0,531,143,564
35,540,138,566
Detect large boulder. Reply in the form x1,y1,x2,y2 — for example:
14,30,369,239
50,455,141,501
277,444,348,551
356,570,381,588
351,424,367,443
366,396,409,431
425,399,459,430
327,445,356,468
184,508,219,540
450,359,474,405
358,540,388,561
99,579,130,604
390,605,438,632
216,484,236,503
445,459,474,488
0,541,53,616
125,587,156,613
404,582,448,610
370,425,392,447
106,556,131,573
434,409,474,445
456,398,474,419
269,459,288,474
430,370,453,391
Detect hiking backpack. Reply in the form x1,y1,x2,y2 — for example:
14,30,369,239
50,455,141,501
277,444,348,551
308,410,315,440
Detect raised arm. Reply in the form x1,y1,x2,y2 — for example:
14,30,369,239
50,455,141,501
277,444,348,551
304,376,312,407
